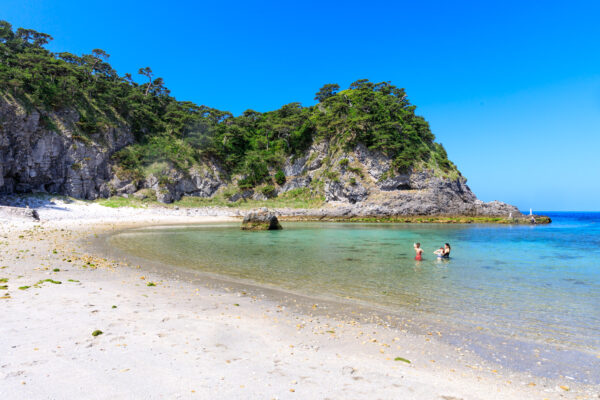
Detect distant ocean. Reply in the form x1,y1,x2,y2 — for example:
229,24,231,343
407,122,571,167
107,211,600,383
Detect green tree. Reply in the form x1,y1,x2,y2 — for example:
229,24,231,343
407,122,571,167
0,19,457,191
314,83,340,102
138,66,154,96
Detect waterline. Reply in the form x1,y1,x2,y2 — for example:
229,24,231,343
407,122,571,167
105,214,600,383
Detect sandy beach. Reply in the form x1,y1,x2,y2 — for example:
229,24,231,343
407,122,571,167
1,200,598,399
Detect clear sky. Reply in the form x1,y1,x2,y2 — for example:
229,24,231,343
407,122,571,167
3,0,600,210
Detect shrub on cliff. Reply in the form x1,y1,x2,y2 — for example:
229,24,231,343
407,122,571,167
0,20,458,190
274,169,286,185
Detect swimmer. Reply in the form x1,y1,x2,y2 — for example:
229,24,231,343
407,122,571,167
413,242,423,261
434,243,451,259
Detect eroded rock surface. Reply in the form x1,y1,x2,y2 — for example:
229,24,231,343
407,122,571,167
0,95,521,218
241,210,283,230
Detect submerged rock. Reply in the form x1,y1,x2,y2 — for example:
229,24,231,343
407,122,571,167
241,211,283,230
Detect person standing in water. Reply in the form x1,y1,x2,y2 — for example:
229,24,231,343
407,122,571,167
414,242,424,261
442,243,451,258
434,243,451,259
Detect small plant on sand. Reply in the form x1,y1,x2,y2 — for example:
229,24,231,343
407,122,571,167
68,279,80,282
112,305,117,309
0,285,7,290
53,268,60,272
147,282,156,287
91,330,103,337
0,278,8,283
394,357,411,363
19,286,30,290
35,279,62,287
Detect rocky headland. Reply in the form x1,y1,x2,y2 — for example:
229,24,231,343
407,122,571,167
0,22,545,222
0,94,536,222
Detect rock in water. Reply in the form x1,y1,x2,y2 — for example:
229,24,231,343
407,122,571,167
241,211,283,230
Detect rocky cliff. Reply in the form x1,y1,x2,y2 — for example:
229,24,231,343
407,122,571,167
0,94,132,199
0,94,519,217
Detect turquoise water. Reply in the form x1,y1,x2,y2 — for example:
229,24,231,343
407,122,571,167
109,212,600,365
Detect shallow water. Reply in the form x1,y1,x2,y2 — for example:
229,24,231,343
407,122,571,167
109,212,600,360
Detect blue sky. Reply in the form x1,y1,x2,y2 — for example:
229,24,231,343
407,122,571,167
3,0,600,210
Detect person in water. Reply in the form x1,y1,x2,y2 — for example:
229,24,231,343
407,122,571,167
442,243,451,258
413,242,423,261
434,243,451,259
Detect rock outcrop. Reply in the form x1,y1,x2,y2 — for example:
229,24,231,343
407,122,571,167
241,210,283,230
0,95,133,199
0,205,39,220
0,95,226,202
271,141,520,217
0,94,521,218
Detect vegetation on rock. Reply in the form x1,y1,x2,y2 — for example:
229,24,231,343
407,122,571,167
0,20,457,193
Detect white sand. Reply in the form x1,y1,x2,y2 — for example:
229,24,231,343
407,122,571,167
0,200,597,399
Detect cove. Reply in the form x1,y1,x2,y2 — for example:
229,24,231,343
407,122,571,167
106,213,600,383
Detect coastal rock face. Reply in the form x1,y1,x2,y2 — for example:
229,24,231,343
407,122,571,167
272,140,520,217
0,95,227,201
0,95,133,199
0,95,520,217
241,211,283,230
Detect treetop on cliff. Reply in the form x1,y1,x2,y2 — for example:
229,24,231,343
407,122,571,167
0,20,456,188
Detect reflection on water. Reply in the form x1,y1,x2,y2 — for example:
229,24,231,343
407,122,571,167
109,213,600,354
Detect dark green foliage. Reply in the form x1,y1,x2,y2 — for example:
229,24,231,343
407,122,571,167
260,185,276,198
0,21,456,189
92,330,103,337
237,152,269,189
274,169,286,185
312,80,439,173
314,83,340,102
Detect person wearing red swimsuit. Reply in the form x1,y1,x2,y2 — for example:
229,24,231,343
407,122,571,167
414,242,423,261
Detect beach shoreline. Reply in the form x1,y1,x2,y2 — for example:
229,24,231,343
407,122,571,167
0,203,596,399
